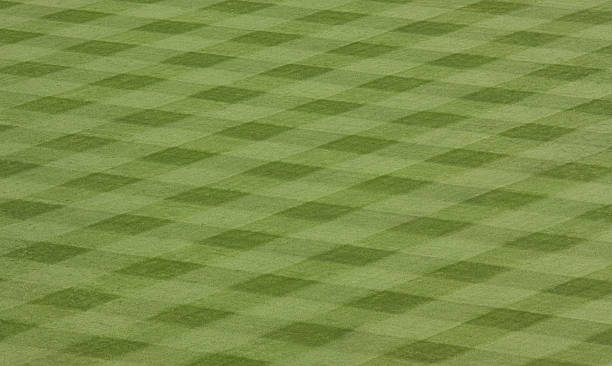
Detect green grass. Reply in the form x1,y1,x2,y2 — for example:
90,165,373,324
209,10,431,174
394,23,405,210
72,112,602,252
199,229,278,249
388,341,471,363
117,258,202,279
264,322,351,346
151,305,232,327
1,1,612,365
32,288,119,310
41,134,116,151
349,291,431,313
0,199,63,219
395,21,466,36
0,319,33,341
5,242,89,263
64,336,148,360
162,52,234,68
117,109,190,126
312,245,393,265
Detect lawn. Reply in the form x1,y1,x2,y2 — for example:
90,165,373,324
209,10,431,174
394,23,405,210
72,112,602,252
1,0,612,365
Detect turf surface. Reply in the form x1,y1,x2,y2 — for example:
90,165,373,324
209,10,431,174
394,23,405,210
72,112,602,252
1,0,612,365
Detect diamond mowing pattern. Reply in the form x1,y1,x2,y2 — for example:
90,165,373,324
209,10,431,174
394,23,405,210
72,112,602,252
0,1,612,365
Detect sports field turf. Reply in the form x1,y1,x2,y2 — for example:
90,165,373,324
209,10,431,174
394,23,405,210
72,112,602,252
1,0,612,365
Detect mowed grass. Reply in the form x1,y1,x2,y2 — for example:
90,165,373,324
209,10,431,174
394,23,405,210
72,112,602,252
1,0,612,365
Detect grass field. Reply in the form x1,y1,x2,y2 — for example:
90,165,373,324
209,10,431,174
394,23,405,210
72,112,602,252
1,0,612,365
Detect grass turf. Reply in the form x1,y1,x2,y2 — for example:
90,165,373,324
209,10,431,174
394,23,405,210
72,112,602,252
1,0,612,365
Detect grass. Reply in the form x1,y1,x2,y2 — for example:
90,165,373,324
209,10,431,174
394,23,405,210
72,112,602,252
1,1,611,365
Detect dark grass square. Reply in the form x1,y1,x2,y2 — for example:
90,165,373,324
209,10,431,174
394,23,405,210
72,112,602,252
65,336,147,360
464,189,544,209
462,0,528,14
394,217,471,237
43,9,109,23
280,202,355,221
313,245,393,265
118,0,163,3
428,148,506,168
353,175,429,195
468,309,550,330
463,87,534,104
359,76,429,92
500,123,574,141
193,86,263,103
232,274,316,296
0,1,18,9
595,44,612,54
188,353,268,366
121,0,164,2
524,361,585,366
32,288,118,310
429,53,497,69
0,29,42,44
0,199,62,220
93,73,162,90
350,291,431,314
0,124,14,133
497,31,561,47
262,64,332,80
528,64,600,81
151,305,231,328
205,0,272,14
117,109,190,127
16,97,90,114
67,40,135,56
265,322,350,346
506,233,583,252
89,214,171,234
244,161,321,180
573,99,612,116
199,230,278,250
219,122,291,140
559,10,612,25
136,20,204,34
0,319,33,341
299,10,365,25
432,261,508,283
329,42,396,58
579,205,612,223
163,52,234,68
0,160,39,177
63,173,140,192
169,186,247,206
395,21,465,36
40,134,115,152
321,135,396,154
5,242,89,264
545,278,612,299
394,111,467,128
293,99,362,115
539,163,611,182
0,61,67,77
388,341,470,363
232,31,300,46
117,258,201,279
587,329,612,346
140,147,215,165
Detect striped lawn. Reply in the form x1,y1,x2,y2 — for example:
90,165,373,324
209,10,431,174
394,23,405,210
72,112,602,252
1,0,612,365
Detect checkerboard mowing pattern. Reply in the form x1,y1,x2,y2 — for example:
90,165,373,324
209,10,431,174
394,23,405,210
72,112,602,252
0,0,612,365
